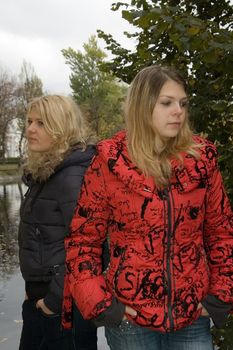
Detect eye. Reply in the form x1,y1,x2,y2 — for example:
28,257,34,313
180,100,188,108
27,118,32,126
37,120,44,127
161,101,171,106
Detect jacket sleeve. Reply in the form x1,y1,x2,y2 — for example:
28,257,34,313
202,294,232,328
44,168,88,313
64,155,116,321
203,151,233,306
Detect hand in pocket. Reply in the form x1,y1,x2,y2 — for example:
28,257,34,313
197,303,209,317
36,299,54,315
122,305,137,321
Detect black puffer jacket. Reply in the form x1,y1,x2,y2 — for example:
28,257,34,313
18,146,95,313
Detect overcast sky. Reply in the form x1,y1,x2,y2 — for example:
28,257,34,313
0,0,134,94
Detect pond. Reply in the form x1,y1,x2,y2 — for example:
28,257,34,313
0,182,25,349
0,182,24,280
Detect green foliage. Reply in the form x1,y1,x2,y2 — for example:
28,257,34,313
212,315,233,350
62,36,127,139
98,0,233,203
0,157,19,164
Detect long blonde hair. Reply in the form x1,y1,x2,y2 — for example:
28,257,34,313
24,94,94,181
125,65,199,187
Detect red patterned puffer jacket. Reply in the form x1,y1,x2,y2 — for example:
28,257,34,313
62,130,233,332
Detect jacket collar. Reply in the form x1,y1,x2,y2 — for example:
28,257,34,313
98,131,207,196
98,131,155,198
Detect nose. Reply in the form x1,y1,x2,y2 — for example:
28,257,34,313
172,102,182,115
27,122,36,133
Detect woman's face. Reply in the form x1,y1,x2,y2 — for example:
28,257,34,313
26,109,54,153
152,79,188,140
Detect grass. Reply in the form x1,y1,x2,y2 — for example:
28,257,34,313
0,163,20,176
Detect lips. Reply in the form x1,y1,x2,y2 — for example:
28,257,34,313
27,138,37,142
167,122,181,126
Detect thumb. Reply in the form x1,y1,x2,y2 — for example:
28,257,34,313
125,305,137,317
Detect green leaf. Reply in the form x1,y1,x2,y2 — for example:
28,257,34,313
188,27,201,36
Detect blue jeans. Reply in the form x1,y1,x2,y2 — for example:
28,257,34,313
105,317,214,350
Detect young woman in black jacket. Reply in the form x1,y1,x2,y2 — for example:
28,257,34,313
18,95,97,350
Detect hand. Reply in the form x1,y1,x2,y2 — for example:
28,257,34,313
197,303,209,317
36,299,54,315
122,305,137,321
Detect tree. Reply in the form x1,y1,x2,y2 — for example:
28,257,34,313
62,36,127,138
98,0,233,201
16,61,43,157
0,62,43,161
0,69,18,160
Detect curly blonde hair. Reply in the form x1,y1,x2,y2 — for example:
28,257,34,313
24,95,94,181
125,65,200,187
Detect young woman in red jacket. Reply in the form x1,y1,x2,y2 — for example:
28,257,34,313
63,66,233,350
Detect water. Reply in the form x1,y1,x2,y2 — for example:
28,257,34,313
0,182,109,350
0,183,24,349
0,182,23,281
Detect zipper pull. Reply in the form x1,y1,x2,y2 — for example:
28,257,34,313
143,187,152,193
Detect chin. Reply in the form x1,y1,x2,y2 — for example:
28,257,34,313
28,147,43,153
165,132,180,139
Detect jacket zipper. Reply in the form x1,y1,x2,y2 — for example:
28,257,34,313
35,227,43,265
163,188,174,331
23,183,45,266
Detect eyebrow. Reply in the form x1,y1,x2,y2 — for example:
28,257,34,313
159,95,188,99
27,116,43,120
